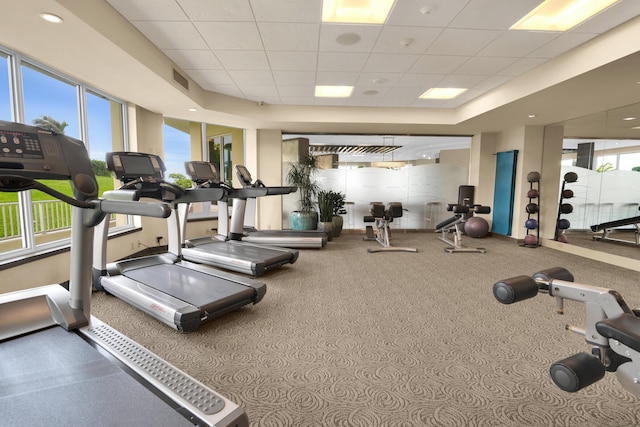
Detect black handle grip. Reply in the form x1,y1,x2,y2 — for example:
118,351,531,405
493,275,539,304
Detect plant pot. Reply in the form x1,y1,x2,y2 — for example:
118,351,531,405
317,221,334,241
332,215,343,237
290,211,318,231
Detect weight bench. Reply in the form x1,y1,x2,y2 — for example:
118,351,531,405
363,202,417,253
435,203,490,253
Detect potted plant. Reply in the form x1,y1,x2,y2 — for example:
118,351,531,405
317,189,334,240
286,154,319,230
330,191,346,237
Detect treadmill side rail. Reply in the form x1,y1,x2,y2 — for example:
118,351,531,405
82,317,249,427
0,284,88,341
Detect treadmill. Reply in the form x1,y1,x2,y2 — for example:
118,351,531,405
180,161,299,276
0,120,248,426
234,164,327,249
93,152,267,332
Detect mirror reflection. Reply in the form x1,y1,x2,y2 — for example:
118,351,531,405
558,104,640,260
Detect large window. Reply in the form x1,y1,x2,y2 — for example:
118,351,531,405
0,47,127,260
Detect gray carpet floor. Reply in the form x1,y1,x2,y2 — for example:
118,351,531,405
91,231,640,426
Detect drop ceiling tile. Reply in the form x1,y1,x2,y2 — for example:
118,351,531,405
131,21,208,49
202,84,244,98
436,74,489,88
363,53,421,73
356,72,403,87
188,69,234,85
426,29,503,56
258,23,319,51
351,86,392,98
214,50,269,70
497,57,549,76
315,71,360,86
372,26,443,54
250,0,321,23
177,0,254,21
228,70,275,86
107,0,188,21
473,75,513,91
453,57,517,75
386,0,469,27
277,85,315,97
318,52,369,72
409,55,468,74
238,85,280,103
194,22,262,50
395,74,443,88
272,71,316,86
319,24,382,52
448,0,542,30
477,31,561,57
529,33,598,59
162,49,223,69
266,51,318,71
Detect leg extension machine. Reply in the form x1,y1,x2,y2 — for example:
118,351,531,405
494,267,640,396
363,202,417,253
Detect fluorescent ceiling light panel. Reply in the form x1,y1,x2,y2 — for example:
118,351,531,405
511,0,620,31
315,85,354,98
322,0,395,24
419,88,467,100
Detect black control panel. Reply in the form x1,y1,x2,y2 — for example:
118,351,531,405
185,161,219,183
107,152,164,182
0,120,98,200
0,129,44,159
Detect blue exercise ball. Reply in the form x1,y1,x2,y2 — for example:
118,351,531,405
464,216,489,238
525,219,538,229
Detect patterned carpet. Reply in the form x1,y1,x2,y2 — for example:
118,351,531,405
91,231,640,426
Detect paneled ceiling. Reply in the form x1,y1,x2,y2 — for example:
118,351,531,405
106,0,640,109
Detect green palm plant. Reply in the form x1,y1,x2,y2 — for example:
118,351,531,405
286,154,319,214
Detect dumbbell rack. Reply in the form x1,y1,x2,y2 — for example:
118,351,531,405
522,173,540,248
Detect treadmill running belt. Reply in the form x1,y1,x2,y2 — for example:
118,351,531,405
192,240,294,264
1,327,193,426
124,263,255,308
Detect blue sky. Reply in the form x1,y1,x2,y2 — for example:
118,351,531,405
1,56,190,179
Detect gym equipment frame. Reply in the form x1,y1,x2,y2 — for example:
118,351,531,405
363,202,417,253
494,267,640,397
435,204,490,253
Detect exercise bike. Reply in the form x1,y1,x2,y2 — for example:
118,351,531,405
493,267,640,396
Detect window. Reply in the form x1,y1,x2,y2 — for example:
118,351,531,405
0,47,128,260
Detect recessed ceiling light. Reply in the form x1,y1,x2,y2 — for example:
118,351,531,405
623,117,636,121
188,108,197,112
40,12,63,23
528,114,537,118
315,85,354,98
322,0,395,24
511,0,619,31
419,88,467,100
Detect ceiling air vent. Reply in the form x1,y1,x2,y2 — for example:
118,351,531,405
172,69,189,90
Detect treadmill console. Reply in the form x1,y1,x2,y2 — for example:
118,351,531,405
107,152,164,183
184,161,220,185
235,165,253,186
0,120,97,200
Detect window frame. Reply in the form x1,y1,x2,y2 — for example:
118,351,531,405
0,45,133,265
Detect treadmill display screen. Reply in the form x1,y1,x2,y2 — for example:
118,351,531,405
120,155,158,177
236,165,251,185
191,162,218,181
